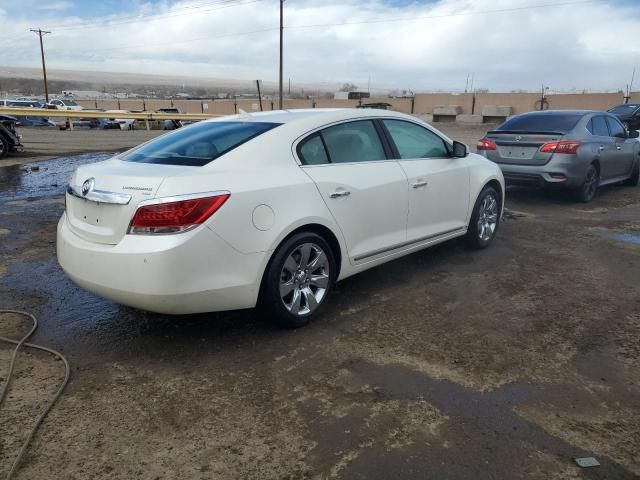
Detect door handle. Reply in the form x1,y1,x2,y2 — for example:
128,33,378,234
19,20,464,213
598,145,605,151
412,181,428,188
616,146,622,150
329,190,351,198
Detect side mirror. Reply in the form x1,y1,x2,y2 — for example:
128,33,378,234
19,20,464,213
629,130,639,138
452,140,469,158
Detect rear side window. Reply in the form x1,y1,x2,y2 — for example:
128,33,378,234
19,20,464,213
321,120,386,163
298,134,329,165
605,116,625,137
122,121,280,166
497,113,583,133
382,119,448,159
590,116,609,137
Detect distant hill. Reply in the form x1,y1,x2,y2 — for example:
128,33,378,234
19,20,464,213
0,66,337,98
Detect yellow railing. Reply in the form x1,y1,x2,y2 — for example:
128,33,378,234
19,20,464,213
0,107,221,130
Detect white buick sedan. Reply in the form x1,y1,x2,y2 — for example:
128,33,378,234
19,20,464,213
57,109,504,327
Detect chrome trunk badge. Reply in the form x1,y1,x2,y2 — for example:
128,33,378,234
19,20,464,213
81,177,95,196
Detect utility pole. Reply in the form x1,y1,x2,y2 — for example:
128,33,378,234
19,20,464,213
279,0,284,110
30,28,51,102
256,79,263,111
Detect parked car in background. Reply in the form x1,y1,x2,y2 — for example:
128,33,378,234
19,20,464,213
7,100,45,108
608,103,640,132
57,109,504,327
155,108,183,130
105,110,136,130
14,116,55,128
477,110,640,202
0,114,23,159
47,98,83,111
156,107,183,114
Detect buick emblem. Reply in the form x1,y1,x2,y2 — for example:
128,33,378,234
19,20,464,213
81,177,95,196
515,135,522,141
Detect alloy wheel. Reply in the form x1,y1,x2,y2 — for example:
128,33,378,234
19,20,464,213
477,194,498,241
584,167,598,200
279,243,330,316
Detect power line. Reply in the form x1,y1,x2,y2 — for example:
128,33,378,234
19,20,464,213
49,27,279,54
47,0,249,29
48,0,594,55
285,0,594,29
47,0,262,31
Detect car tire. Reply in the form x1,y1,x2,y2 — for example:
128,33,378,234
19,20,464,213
262,232,336,328
575,164,599,202
465,185,500,249
0,135,8,159
623,160,639,186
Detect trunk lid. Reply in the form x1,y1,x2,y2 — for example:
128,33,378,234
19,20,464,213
484,131,564,166
65,159,184,244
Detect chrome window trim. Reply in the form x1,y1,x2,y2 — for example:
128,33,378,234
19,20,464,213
136,190,231,207
67,185,132,205
292,116,454,166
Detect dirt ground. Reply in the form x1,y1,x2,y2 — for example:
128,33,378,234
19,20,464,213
0,124,639,479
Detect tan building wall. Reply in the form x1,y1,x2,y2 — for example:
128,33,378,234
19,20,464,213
78,91,637,117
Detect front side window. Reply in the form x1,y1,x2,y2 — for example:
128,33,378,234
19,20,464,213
321,120,386,163
605,116,625,137
122,121,280,166
591,116,609,137
382,119,449,159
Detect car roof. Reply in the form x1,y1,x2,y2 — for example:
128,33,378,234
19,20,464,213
611,103,640,107
517,110,597,116
207,108,415,126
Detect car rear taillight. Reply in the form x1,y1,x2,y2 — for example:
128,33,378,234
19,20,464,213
477,139,497,151
128,194,229,235
539,141,580,154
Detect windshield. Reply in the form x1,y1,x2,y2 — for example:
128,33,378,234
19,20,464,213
497,113,583,133
608,104,639,115
62,99,79,106
122,121,281,166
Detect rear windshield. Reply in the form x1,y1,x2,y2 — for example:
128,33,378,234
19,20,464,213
122,121,280,166
497,113,584,133
608,104,640,115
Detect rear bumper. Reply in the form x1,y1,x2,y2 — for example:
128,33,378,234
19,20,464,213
57,213,266,314
496,156,588,189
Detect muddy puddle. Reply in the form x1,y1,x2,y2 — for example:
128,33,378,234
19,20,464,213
0,152,113,202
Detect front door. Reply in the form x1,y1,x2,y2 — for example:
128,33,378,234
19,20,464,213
380,119,470,242
298,120,409,263
605,116,635,178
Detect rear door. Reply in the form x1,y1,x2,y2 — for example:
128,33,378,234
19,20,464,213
380,119,470,241
605,116,635,178
298,120,409,263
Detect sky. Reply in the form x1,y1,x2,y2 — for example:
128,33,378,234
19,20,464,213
0,0,639,93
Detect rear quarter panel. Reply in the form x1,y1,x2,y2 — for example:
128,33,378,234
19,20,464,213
153,135,350,278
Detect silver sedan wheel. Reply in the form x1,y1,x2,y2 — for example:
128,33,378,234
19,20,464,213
477,194,498,241
279,243,330,316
